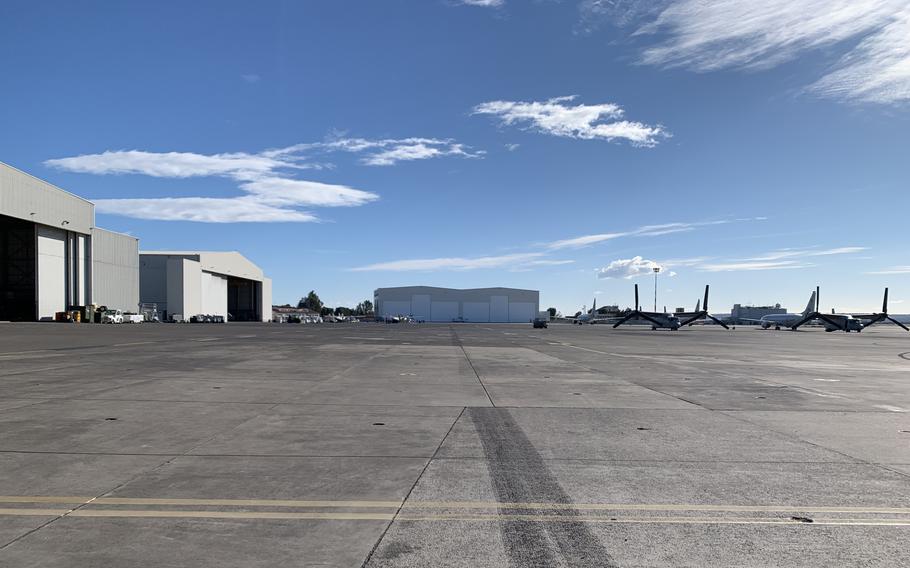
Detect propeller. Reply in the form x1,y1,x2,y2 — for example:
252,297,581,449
886,316,910,332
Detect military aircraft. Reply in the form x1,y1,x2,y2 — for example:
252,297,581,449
745,291,817,330
790,287,909,332
575,298,599,324
612,284,728,330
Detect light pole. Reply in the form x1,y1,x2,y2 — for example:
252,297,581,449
653,267,661,312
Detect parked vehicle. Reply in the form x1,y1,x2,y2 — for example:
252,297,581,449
123,313,143,324
101,309,124,324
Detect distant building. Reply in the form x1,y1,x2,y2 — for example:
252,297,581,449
374,286,539,323
140,251,272,322
731,303,786,323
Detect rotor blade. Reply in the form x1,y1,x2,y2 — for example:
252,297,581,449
703,285,709,312
815,313,844,329
612,312,637,328
790,313,817,330
679,311,705,327
816,286,820,313
862,314,886,328
884,287,889,314
638,313,668,327
706,314,730,329
634,284,639,312
887,316,910,332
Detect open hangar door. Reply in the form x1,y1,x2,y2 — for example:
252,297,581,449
0,215,36,321
227,277,260,321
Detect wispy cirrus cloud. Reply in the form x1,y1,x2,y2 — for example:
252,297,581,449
699,246,867,272
866,266,910,275
45,136,479,223
547,220,741,250
270,137,484,167
472,95,668,147
458,0,504,6
699,260,813,272
740,246,867,261
634,0,910,104
352,218,756,272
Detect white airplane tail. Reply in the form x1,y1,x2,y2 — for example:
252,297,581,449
802,291,817,316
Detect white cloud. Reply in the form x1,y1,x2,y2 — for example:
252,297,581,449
505,143,520,151
701,246,867,271
273,137,484,167
637,0,910,104
472,95,667,146
548,232,626,250
699,260,812,272
240,73,261,84
459,0,503,6
528,259,576,266
741,246,867,261
45,135,477,222
93,197,318,223
351,218,757,273
597,256,663,279
45,150,288,179
238,177,377,208
547,220,736,250
866,266,910,275
810,246,868,256
350,252,544,272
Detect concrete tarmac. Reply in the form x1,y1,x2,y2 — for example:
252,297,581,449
1,321,909,566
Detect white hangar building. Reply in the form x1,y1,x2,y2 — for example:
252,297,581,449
374,286,539,323
0,162,139,321
140,251,272,322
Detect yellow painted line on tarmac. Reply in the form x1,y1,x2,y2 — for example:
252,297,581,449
0,508,907,526
403,502,910,515
0,496,91,504
2,496,910,515
0,508,72,516
397,514,910,527
94,497,403,508
69,510,396,521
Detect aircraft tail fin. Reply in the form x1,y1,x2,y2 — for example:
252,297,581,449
695,299,701,313
803,290,817,316
592,298,596,315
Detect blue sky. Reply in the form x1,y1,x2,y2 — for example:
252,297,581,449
2,0,909,313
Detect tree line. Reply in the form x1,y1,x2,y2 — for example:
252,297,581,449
297,290,373,317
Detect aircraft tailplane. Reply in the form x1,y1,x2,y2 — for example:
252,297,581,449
802,291,817,316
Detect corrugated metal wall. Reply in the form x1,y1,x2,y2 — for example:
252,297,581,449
0,162,94,235
91,228,139,311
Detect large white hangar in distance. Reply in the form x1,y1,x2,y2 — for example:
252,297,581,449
0,162,139,321
140,251,272,322
374,286,540,323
